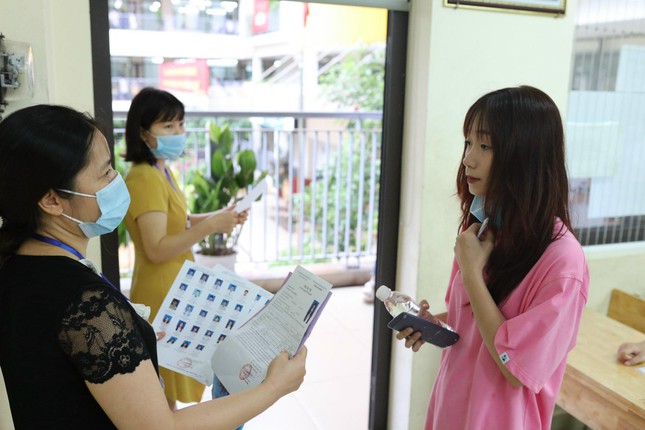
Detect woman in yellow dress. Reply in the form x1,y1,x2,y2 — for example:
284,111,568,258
123,87,246,409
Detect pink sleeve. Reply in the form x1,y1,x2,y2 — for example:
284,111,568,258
444,258,460,306
493,276,587,393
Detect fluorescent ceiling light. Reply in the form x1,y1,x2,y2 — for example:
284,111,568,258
207,58,239,67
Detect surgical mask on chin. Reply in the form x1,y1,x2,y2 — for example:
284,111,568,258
146,131,186,160
469,194,486,223
59,173,131,238
470,194,503,228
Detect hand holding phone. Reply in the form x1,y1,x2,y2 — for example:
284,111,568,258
388,312,459,348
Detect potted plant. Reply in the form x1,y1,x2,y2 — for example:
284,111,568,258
188,122,267,264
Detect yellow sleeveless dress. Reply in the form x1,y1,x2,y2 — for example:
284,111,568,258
124,163,205,403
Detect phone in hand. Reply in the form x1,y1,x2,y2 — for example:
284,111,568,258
388,312,459,348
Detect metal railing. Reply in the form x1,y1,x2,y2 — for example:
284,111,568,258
114,111,382,275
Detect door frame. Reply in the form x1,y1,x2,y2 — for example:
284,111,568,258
90,0,120,289
370,10,408,429
89,2,409,426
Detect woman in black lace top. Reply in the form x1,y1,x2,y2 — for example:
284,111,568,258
0,105,307,430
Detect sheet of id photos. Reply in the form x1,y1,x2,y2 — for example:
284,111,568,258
151,260,273,385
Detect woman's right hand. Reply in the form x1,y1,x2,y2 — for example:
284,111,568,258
264,347,308,398
455,222,495,281
205,207,239,235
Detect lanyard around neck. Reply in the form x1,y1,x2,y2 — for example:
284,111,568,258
32,233,119,291
33,233,85,259
153,164,176,190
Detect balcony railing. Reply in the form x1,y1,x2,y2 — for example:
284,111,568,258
114,110,382,276
109,11,239,35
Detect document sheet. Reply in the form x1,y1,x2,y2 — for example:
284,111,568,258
211,265,332,393
151,261,273,385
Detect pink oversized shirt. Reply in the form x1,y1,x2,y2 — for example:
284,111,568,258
426,222,589,430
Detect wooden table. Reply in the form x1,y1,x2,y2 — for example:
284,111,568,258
557,308,645,430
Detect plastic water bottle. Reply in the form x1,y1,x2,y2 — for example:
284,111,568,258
376,285,455,331
375,285,421,317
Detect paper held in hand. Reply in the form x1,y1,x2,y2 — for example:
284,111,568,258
151,261,274,385
211,265,333,394
151,261,332,390
234,178,267,213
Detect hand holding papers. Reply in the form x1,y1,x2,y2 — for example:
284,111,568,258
152,261,331,393
211,265,332,393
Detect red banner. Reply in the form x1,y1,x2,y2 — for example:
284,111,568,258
158,59,209,95
252,0,270,34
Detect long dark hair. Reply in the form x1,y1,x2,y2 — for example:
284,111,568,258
0,105,100,264
456,86,573,305
124,87,185,164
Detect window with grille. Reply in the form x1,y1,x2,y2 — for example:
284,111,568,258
567,0,645,246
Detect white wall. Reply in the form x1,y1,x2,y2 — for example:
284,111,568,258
0,0,51,112
0,0,101,269
585,244,645,311
393,1,582,428
0,0,94,113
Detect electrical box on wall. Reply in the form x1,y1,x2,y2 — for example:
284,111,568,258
1,33,35,120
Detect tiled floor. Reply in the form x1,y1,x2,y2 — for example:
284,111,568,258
178,285,375,429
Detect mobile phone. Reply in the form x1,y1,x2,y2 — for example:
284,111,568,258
388,312,460,348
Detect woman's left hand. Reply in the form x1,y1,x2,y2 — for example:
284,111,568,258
394,300,438,352
454,222,495,279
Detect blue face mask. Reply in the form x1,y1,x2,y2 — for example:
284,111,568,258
59,173,131,238
469,195,486,223
470,194,503,228
146,131,186,160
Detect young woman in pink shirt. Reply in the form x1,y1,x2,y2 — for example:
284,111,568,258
396,86,590,430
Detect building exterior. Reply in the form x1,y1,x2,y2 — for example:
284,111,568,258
108,0,387,111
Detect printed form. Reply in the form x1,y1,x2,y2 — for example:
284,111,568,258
211,265,332,393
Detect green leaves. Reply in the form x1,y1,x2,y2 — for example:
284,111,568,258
236,150,257,189
319,46,385,112
209,122,234,155
206,125,264,204
189,121,268,255
211,150,231,179
190,171,223,214
237,150,257,175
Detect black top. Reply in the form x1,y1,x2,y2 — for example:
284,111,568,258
0,255,159,429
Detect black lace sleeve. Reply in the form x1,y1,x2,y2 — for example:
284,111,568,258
57,287,151,384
